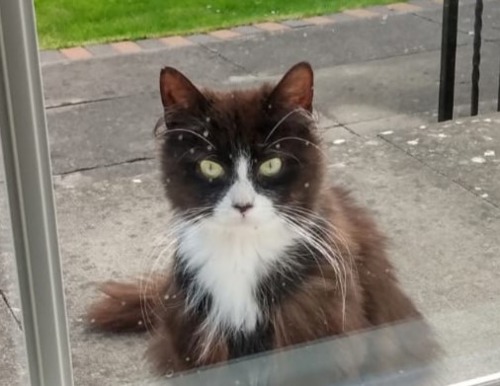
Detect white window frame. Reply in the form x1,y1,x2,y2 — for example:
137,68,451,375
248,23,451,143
0,1,74,385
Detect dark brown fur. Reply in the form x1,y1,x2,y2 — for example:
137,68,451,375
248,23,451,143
87,62,438,382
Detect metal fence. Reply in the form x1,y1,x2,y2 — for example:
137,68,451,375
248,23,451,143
438,0,499,121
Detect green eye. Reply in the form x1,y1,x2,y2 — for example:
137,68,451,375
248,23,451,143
259,157,283,177
199,160,224,179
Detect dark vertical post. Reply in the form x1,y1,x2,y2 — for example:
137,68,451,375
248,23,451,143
438,0,459,122
471,0,483,116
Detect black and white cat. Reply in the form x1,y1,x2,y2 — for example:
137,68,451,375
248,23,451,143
87,62,437,380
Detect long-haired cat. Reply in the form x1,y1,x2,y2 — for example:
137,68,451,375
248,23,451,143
87,62,437,382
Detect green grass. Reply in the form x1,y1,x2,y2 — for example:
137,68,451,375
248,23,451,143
35,0,397,49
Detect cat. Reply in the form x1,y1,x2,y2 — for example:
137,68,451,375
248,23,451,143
87,62,438,383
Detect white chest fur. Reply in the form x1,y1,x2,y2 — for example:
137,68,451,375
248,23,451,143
178,216,297,335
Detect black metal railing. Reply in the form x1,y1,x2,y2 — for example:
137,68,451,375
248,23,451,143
438,0,497,121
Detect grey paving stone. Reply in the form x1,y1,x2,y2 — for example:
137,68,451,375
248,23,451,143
41,46,248,107
417,0,499,41
281,19,314,28
85,43,115,57
0,301,26,386
186,34,220,44
39,50,65,64
136,38,168,50
380,113,500,206
324,12,358,23
231,25,263,35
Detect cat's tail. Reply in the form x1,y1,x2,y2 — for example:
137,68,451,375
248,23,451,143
86,278,165,333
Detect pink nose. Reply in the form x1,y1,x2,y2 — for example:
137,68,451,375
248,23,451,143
233,203,253,214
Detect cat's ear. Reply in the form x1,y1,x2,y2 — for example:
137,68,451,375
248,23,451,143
268,62,314,111
159,67,206,110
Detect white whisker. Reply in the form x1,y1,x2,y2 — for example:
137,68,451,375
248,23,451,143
263,108,305,144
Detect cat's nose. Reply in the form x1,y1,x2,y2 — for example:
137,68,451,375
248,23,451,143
233,203,254,214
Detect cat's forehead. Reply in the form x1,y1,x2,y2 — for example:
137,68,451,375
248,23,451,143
199,88,275,146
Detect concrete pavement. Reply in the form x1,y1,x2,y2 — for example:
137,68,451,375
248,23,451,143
1,0,500,384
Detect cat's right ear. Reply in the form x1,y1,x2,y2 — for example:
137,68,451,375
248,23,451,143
159,67,206,110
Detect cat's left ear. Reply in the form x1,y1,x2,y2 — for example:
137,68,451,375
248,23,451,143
159,66,206,110
268,62,314,112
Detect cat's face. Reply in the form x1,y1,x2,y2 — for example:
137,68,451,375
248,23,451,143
157,62,324,229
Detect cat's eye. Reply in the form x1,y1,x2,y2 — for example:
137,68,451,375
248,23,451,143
259,158,283,177
199,160,224,179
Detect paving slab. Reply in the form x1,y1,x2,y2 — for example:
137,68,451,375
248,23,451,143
44,39,500,177
0,299,26,386
416,0,500,41
379,113,500,206
206,13,464,75
313,41,500,128
41,46,248,108
46,92,160,175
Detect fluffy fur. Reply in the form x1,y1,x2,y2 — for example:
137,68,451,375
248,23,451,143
87,62,438,381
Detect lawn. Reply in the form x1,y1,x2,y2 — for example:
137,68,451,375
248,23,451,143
35,0,397,49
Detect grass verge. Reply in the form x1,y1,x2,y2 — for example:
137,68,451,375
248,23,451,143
35,0,398,49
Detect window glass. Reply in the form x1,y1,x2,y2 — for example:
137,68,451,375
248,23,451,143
0,141,28,385
4,0,497,384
